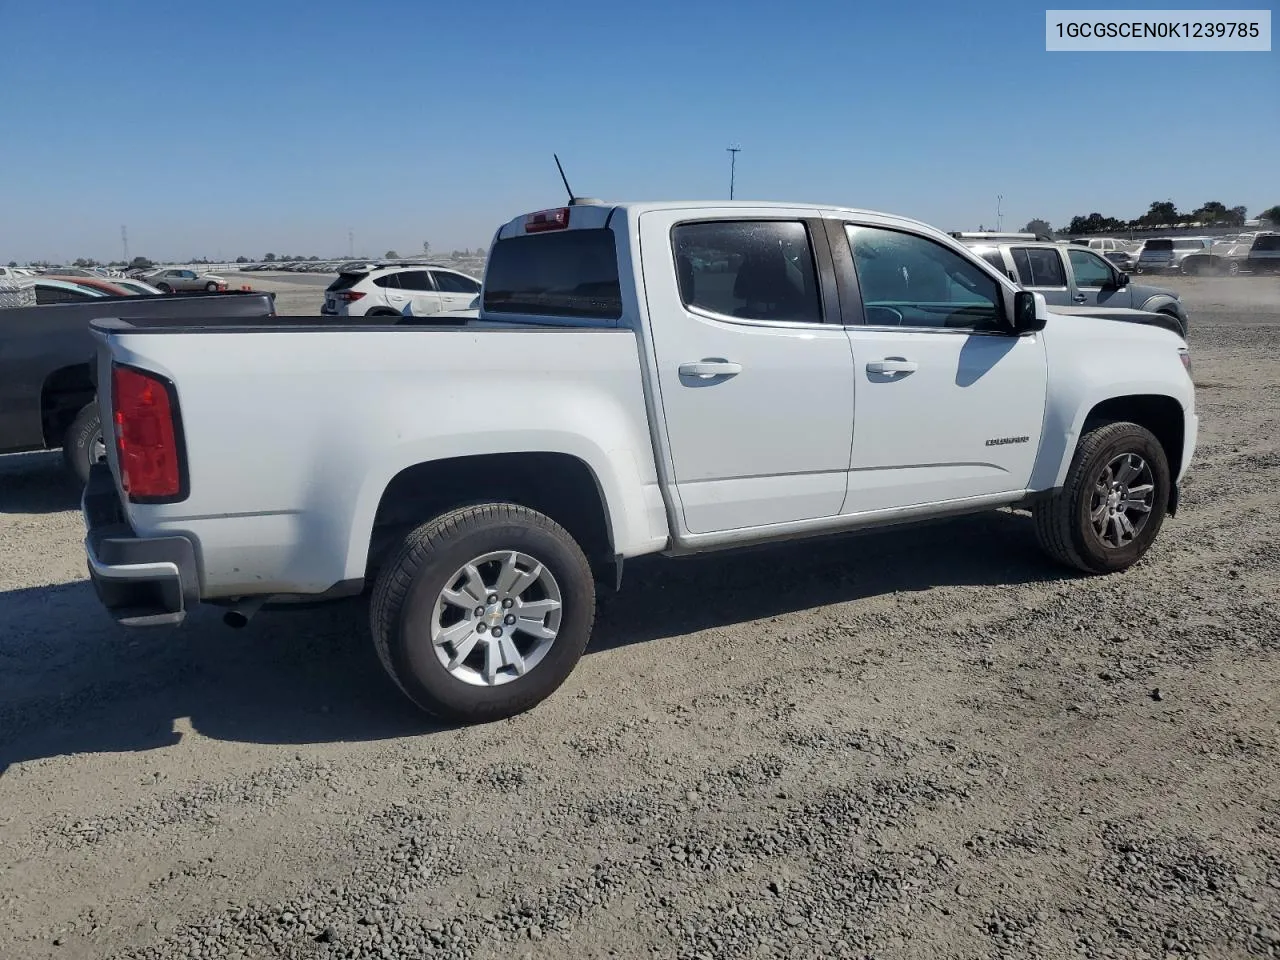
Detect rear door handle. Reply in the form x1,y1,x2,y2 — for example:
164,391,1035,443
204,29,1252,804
679,360,742,379
1072,294,1087,303
866,358,918,375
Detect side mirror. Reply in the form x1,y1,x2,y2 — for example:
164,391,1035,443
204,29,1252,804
1012,290,1046,334
1116,272,1130,288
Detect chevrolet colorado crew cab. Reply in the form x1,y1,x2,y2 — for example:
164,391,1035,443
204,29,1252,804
82,200,1198,723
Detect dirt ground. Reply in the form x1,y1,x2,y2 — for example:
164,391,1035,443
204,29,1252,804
1,276,1277,960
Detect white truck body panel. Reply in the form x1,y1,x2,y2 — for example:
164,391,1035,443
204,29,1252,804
101,328,669,596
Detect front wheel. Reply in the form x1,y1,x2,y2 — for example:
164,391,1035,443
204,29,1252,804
156,282,172,294
369,503,596,722
205,281,219,292
1226,260,1241,277
1033,421,1171,574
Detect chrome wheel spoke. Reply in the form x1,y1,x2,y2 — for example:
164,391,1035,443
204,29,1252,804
1127,483,1154,497
517,598,561,617
435,617,476,649
516,615,556,641
483,639,501,684
497,635,527,676
1122,498,1152,513
1108,514,1125,546
447,633,480,671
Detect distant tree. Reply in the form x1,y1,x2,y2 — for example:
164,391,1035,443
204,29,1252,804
1022,218,1052,236
1192,200,1228,224
235,256,249,263
1139,200,1179,226
385,250,399,259
264,253,276,262
128,256,153,270
73,257,100,268
309,255,320,261
1227,205,1247,227
422,241,430,256
6,260,16,268
1259,205,1280,224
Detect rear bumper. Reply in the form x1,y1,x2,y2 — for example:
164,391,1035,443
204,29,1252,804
82,461,200,626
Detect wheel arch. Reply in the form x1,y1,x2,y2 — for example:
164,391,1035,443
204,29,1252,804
1078,394,1186,486
40,362,96,447
362,452,617,581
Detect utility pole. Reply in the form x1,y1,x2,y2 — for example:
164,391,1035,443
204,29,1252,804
996,195,1004,232
121,225,129,264
726,145,741,201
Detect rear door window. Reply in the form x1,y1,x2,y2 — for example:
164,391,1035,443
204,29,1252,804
430,270,481,294
1011,247,1067,286
395,271,437,292
1253,235,1280,251
484,228,622,319
672,220,823,324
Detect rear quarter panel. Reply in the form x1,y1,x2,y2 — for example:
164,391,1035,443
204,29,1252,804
103,326,668,597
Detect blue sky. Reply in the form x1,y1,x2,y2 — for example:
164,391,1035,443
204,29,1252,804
0,0,1275,262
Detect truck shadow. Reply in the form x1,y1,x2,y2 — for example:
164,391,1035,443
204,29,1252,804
0,451,82,515
0,509,1068,774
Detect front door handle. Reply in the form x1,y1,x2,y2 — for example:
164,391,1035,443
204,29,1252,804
866,358,918,376
1072,293,1087,303
679,360,742,379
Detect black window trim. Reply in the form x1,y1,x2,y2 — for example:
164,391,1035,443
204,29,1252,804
827,219,1017,336
1011,245,1070,290
667,216,837,329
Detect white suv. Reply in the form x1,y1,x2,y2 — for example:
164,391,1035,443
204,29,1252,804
322,264,482,318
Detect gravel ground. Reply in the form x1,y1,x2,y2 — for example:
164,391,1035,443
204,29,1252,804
1,275,1277,960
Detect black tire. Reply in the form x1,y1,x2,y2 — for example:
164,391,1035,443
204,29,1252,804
205,281,218,292
62,402,105,485
156,282,172,293
1157,309,1188,338
369,502,596,722
1033,421,1171,575
365,308,401,317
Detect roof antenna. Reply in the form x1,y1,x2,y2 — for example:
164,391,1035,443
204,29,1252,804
554,154,602,206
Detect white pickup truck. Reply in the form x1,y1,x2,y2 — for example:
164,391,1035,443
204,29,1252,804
82,200,1198,722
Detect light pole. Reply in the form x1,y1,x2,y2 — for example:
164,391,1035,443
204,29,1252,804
727,145,741,200
996,194,1004,232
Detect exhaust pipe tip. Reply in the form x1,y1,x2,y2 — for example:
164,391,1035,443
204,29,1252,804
222,596,268,629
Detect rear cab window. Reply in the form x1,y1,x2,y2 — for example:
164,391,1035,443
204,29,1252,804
483,228,622,319
327,272,367,292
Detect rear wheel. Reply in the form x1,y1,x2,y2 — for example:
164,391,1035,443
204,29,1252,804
205,281,218,292
156,282,172,294
1226,260,1241,277
1033,421,1171,575
369,503,596,722
62,402,105,485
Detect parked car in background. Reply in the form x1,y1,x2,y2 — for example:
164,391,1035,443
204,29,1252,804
42,274,135,296
1245,233,1280,274
322,264,482,317
960,239,1188,336
110,277,166,295
1070,237,1131,254
1135,237,1213,275
28,278,108,304
141,267,228,293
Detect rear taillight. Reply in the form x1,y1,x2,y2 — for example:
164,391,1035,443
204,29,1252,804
112,364,185,502
525,208,570,233
337,291,366,302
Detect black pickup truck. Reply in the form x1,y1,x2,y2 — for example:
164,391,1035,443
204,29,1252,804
1,291,277,482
